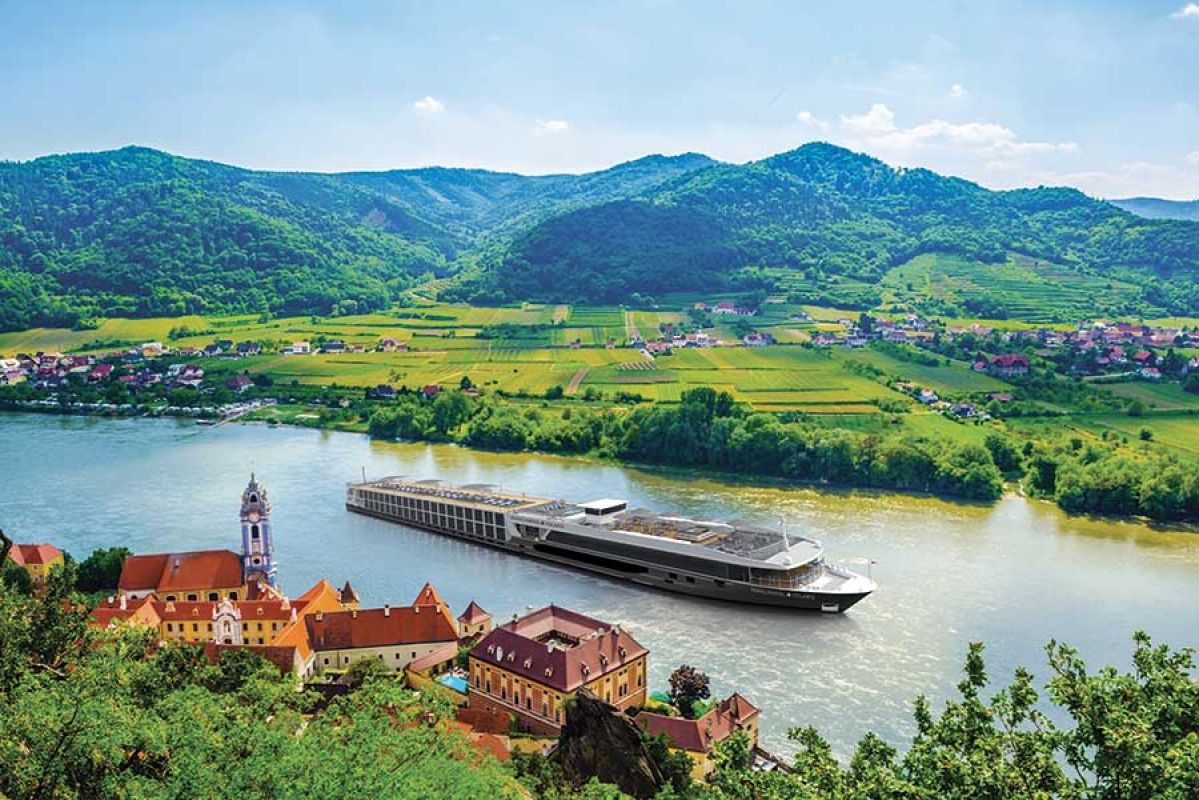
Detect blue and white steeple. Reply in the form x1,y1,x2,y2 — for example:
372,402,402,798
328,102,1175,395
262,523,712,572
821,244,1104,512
239,473,277,588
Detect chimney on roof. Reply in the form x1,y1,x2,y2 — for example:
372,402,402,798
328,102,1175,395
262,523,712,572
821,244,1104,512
384,604,390,617
315,611,323,622
351,610,357,618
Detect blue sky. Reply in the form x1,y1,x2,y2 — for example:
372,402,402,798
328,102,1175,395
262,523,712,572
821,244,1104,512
2,1,1198,197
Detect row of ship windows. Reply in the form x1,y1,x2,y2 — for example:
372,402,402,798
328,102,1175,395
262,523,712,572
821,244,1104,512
362,494,505,539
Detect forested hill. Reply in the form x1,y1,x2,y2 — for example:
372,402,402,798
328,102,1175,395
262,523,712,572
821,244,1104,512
0,147,713,330
3,142,1198,330
471,143,1199,311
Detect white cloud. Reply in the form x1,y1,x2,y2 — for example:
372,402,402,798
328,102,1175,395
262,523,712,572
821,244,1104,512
840,103,896,135
838,103,1076,158
535,118,570,134
949,84,969,99
795,110,829,131
1170,3,1199,19
411,96,446,114
1187,151,1199,166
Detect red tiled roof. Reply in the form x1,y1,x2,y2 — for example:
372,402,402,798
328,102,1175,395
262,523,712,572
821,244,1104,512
458,600,490,624
991,354,1030,368
305,605,458,652
638,693,760,754
89,596,156,628
469,605,648,693
203,642,299,676
9,543,63,567
413,581,447,608
407,642,459,674
118,549,243,593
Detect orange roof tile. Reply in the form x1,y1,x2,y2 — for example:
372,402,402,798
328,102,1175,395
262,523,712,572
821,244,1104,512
306,606,458,652
9,543,64,567
118,549,243,594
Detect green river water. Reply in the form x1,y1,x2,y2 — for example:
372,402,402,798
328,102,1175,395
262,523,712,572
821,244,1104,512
2,412,1196,756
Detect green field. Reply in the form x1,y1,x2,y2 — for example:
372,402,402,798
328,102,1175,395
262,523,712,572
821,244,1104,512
837,348,1010,395
880,252,1152,322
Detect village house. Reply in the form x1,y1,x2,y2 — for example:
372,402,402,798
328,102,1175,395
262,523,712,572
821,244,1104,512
304,583,459,674
742,332,774,347
637,693,761,780
321,340,347,353
236,341,262,357
457,601,493,640
988,354,1030,377
6,542,64,592
379,337,400,352
467,605,649,735
367,384,398,401
287,341,312,355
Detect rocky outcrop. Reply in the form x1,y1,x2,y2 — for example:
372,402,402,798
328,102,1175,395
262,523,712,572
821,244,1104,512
554,690,664,799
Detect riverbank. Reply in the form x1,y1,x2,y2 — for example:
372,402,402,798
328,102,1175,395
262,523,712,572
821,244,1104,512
6,401,1199,529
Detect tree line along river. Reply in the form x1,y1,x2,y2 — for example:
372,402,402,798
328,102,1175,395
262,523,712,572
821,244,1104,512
1,412,1197,757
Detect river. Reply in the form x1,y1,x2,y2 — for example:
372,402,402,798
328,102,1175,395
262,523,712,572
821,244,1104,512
2,412,1197,757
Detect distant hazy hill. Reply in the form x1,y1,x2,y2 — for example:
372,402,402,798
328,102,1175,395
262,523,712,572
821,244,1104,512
2,142,1198,331
1110,197,1199,222
472,143,1199,314
0,148,713,330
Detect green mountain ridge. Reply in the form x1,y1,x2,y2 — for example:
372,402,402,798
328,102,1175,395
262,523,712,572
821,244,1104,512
468,143,1199,314
0,147,714,329
1,142,1197,331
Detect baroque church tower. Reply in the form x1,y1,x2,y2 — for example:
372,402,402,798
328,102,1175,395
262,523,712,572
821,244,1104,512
240,474,277,588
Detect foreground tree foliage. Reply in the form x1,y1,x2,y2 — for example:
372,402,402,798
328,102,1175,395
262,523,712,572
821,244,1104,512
2,562,1195,799
705,638,1199,800
0,567,521,800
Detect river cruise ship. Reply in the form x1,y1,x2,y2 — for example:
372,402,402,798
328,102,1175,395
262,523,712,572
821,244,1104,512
346,477,875,612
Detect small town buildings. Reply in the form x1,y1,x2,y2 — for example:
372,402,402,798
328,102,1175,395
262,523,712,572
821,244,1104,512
6,542,64,591
305,582,459,674
288,341,312,355
457,601,492,640
637,693,760,780
379,337,400,352
141,342,165,358
322,341,347,353
468,605,649,735
236,341,261,357
368,384,398,401
421,384,441,398
225,375,254,393
988,354,1030,377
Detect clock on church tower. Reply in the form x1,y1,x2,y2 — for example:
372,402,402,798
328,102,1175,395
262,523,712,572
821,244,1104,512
240,473,277,588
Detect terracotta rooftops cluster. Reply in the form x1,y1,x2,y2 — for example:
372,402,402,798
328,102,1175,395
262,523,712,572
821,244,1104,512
470,605,647,693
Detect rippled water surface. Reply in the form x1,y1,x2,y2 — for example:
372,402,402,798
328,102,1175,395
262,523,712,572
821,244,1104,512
3,413,1197,755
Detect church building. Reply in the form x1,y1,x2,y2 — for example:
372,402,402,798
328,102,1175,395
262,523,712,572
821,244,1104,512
118,474,280,601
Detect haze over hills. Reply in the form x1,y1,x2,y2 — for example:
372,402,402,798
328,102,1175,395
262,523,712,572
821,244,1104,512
1110,197,1199,222
1,143,1197,331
